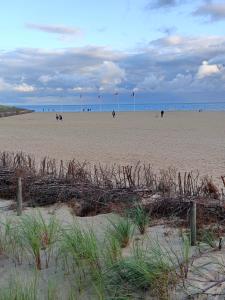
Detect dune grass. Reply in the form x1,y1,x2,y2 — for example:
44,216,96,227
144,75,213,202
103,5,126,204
0,277,38,300
106,240,176,299
104,233,122,266
60,223,100,268
198,227,219,249
59,222,102,294
0,105,32,119
0,105,19,112
18,212,61,269
0,276,64,300
108,216,135,248
129,204,150,235
0,220,8,254
0,218,25,264
0,218,15,253
0,210,221,299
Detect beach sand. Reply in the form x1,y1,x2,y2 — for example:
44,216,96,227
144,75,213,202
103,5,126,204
0,111,224,182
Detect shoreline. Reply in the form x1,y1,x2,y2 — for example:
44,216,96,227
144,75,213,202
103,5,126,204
32,110,225,113
21,109,225,113
17,101,225,112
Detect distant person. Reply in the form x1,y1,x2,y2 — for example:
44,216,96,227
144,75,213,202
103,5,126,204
112,110,116,118
56,114,59,121
59,114,63,121
161,110,164,118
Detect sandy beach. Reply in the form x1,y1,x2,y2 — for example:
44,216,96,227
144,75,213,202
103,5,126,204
0,111,224,182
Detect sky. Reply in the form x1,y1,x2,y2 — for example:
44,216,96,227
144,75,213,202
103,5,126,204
0,0,225,105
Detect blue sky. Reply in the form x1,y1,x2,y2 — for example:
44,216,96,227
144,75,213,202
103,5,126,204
1,0,225,104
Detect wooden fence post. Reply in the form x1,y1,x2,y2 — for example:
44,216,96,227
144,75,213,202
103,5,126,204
190,200,196,246
17,177,23,216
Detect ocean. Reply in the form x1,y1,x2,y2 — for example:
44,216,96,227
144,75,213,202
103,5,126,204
18,102,225,112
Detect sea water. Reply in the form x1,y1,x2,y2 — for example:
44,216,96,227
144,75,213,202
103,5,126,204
18,102,225,112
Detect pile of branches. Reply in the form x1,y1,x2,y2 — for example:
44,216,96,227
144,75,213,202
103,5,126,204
144,196,225,227
0,151,224,217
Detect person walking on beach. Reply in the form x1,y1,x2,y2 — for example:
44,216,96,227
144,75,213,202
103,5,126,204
59,114,63,121
56,114,59,121
112,110,116,118
161,110,164,118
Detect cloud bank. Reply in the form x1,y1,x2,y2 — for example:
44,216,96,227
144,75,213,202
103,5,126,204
1,34,225,104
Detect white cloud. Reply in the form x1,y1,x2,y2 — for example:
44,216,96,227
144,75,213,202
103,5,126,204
197,61,221,79
71,87,95,93
0,78,35,93
81,61,126,90
99,61,126,86
13,83,36,92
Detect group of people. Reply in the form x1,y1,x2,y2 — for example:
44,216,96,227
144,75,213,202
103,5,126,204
56,114,63,121
55,110,165,120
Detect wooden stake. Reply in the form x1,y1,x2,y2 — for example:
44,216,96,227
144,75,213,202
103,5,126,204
17,177,22,216
190,201,196,246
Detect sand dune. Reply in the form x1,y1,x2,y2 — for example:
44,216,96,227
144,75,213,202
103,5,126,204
0,111,224,182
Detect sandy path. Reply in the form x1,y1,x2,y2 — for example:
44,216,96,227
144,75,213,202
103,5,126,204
0,111,224,181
